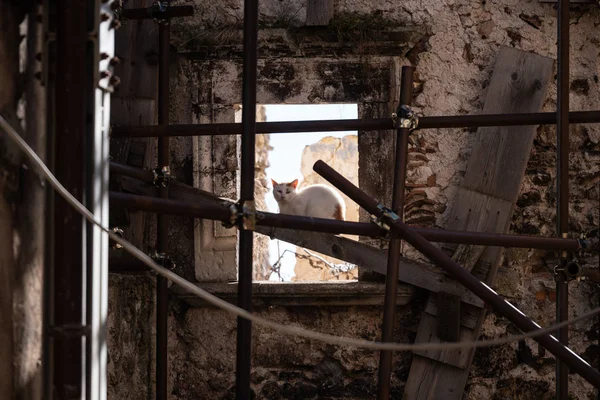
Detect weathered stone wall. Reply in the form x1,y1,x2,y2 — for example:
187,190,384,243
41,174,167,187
106,1,600,399
294,135,360,281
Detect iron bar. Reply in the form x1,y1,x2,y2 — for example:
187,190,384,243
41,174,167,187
410,228,583,251
108,191,594,253
236,0,259,397
156,19,170,400
378,65,414,399
312,160,600,388
52,1,88,397
121,5,194,20
109,161,156,183
109,110,600,138
556,0,571,396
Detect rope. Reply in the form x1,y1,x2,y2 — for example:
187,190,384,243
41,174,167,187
2,113,599,353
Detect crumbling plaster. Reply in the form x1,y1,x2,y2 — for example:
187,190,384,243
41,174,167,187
107,1,600,399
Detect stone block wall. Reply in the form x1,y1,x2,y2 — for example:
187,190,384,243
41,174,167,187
106,1,600,399
293,135,360,281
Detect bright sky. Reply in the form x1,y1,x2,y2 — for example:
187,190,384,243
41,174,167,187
263,104,358,281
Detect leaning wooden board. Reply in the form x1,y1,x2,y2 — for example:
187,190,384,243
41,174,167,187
402,46,554,399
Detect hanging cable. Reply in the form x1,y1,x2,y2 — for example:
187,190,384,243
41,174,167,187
2,113,600,353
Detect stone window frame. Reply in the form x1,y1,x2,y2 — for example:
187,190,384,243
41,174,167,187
189,55,407,303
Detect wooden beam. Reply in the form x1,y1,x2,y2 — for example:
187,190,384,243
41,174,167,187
403,46,554,399
109,0,159,250
254,226,483,307
115,174,485,306
173,281,414,308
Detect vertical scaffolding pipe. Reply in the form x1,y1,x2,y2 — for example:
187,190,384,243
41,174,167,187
236,0,259,398
52,1,88,397
377,66,414,399
156,18,170,400
556,0,570,398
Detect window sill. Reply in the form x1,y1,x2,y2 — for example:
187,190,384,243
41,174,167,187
173,280,414,308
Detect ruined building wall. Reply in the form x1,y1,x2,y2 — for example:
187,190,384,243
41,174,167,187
293,135,360,281
106,1,600,399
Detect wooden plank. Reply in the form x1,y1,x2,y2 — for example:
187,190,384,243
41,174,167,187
403,46,554,399
425,297,480,330
174,281,414,308
109,0,159,253
436,292,461,341
253,227,485,307
437,190,513,341
306,0,334,26
117,175,485,305
113,0,158,99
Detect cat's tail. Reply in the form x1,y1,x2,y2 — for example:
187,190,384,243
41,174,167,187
333,203,344,221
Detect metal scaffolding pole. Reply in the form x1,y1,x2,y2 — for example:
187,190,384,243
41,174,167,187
556,0,571,397
156,16,170,400
108,191,596,253
46,1,112,398
312,160,600,388
236,0,259,397
51,2,88,396
377,66,414,398
109,110,600,138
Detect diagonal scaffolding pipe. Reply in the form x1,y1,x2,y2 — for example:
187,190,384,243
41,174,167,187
377,65,414,399
312,160,600,388
236,0,259,397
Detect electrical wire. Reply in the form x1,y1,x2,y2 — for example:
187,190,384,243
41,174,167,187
2,113,600,353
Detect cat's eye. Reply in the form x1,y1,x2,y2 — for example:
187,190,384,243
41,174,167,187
286,190,290,194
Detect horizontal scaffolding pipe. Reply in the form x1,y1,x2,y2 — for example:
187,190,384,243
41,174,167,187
121,5,194,20
312,160,600,388
109,161,155,183
107,191,595,253
110,110,600,138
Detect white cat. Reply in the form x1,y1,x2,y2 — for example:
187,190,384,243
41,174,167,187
271,178,346,221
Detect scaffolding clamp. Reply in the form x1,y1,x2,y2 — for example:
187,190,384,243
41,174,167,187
150,252,176,270
152,1,170,24
153,165,172,188
109,227,124,249
110,0,124,23
222,200,257,231
242,200,257,231
370,204,401,233
553,258,585,282
577,234,599,255
393,105,419,131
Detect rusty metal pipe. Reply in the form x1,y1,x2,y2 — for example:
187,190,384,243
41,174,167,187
236,0,259,397
556,0,571,396
108,191,591,252
312,160,600,388
109,110,600,138
156,20,170,400
411,227,583,251
51,1,88,397
378,66,414,399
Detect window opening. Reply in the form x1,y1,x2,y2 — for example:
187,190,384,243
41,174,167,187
236,103,360,282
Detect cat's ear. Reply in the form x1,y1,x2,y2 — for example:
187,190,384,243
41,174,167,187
271,178,278,187
290,179,299,188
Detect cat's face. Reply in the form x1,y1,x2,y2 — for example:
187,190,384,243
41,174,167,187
271,179,298,202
